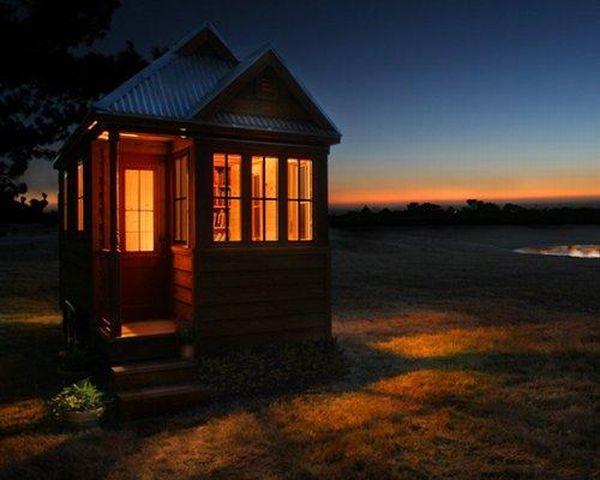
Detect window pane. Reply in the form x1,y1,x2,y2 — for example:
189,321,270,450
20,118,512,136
252,199,263,241
77,163,84,231
77,198,84,231
125,170,139,210
213,200,226,242
288,201,298,241
265,200,278,241
140,230,154,252
299,160,312,199
139,170,154,210
299,201,313,240
125,211,139,232
126,232,139,252
181,200,188,241
228,199,241,241
287,159,298,199
229,155,241,197
140,211,153,234
175,158,181,197
251,157,263,197
77,163,84,196
265,157,278,198
213,154,226,198
124,169,155,252
181,155,188,198
62,173,68,231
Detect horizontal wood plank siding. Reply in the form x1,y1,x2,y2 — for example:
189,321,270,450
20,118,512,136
195,247,330,349
171,246,193,321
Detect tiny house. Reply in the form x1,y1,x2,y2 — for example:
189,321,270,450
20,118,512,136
54,23,340,415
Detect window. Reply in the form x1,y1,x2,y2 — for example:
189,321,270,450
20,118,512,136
77,162,84,231
62,172,68,231
287,159,313,241
124,169,154,252
251,156,278,241
213,153,241,242
173,152,189,244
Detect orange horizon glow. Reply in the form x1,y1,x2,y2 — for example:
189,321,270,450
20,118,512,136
330,180,600,206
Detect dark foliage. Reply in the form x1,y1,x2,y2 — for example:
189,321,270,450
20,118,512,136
198,338,348,398
330,199,600,228
0,0,148,217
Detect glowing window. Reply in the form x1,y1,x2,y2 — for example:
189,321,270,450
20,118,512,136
62,172,68,231
173,153,189,244
287,159,313,241
251,156,278,241
124,169,154,252
77,162,84,231
213,153,241,242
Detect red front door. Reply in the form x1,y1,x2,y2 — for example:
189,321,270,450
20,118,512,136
119,152,167,321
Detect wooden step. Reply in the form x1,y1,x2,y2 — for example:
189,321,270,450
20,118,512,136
112,359,197,391
107,333,179,363
118,383,211,420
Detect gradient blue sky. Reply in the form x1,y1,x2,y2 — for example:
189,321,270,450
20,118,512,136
27,0,600,207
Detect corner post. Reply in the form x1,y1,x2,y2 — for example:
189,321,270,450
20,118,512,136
109,129,122,337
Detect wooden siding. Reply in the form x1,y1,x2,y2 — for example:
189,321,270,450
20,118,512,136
194,246,330,350
172,246,194,321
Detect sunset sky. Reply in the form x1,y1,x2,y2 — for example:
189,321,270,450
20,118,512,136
26,0,600,209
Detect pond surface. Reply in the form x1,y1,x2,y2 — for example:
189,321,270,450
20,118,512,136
515,244,600,258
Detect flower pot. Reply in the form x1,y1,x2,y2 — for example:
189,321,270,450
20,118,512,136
180,343,195,360
61,406,105,428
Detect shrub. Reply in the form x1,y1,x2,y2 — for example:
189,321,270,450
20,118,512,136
198,337,347,398
48,378,105,416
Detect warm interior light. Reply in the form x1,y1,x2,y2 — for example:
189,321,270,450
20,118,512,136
213,153,241,241
287,159,313,241
98,131,109,140
120,133,139,138
124,169,154,252
251,156,278,241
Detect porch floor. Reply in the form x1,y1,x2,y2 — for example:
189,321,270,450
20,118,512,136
120,320,177,338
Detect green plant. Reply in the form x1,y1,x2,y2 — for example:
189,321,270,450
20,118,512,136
178,325,195,345
48,378,105,416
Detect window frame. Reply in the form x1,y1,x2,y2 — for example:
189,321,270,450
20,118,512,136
251,155,279,242
212,153,242,243
76,161,84,232
123,168,156,253
173,151,189,245
62,171,68,232
287,158,314,242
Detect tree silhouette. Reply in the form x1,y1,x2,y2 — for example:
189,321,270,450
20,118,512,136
0,1,148,213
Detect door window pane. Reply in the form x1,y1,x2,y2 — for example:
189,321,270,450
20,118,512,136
124,168,154,252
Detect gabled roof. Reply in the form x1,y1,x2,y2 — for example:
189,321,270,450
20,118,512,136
93,22,237,119
91,22,341,140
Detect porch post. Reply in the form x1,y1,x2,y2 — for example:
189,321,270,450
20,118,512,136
109,129,122,337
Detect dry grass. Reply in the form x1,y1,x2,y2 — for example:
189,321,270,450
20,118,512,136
1,225,599,479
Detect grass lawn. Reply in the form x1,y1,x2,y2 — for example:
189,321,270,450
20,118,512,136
1,225,599,479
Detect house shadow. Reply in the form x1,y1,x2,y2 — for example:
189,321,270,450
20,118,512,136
3,322,598,479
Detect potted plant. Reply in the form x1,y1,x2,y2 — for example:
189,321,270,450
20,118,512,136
179,324,196,360
49,378,106,427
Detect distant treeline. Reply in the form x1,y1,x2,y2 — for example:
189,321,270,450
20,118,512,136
329,199,600,227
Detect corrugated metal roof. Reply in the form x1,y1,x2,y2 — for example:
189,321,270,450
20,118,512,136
94,52,235,119
92,23,341,139
210,111,336,136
